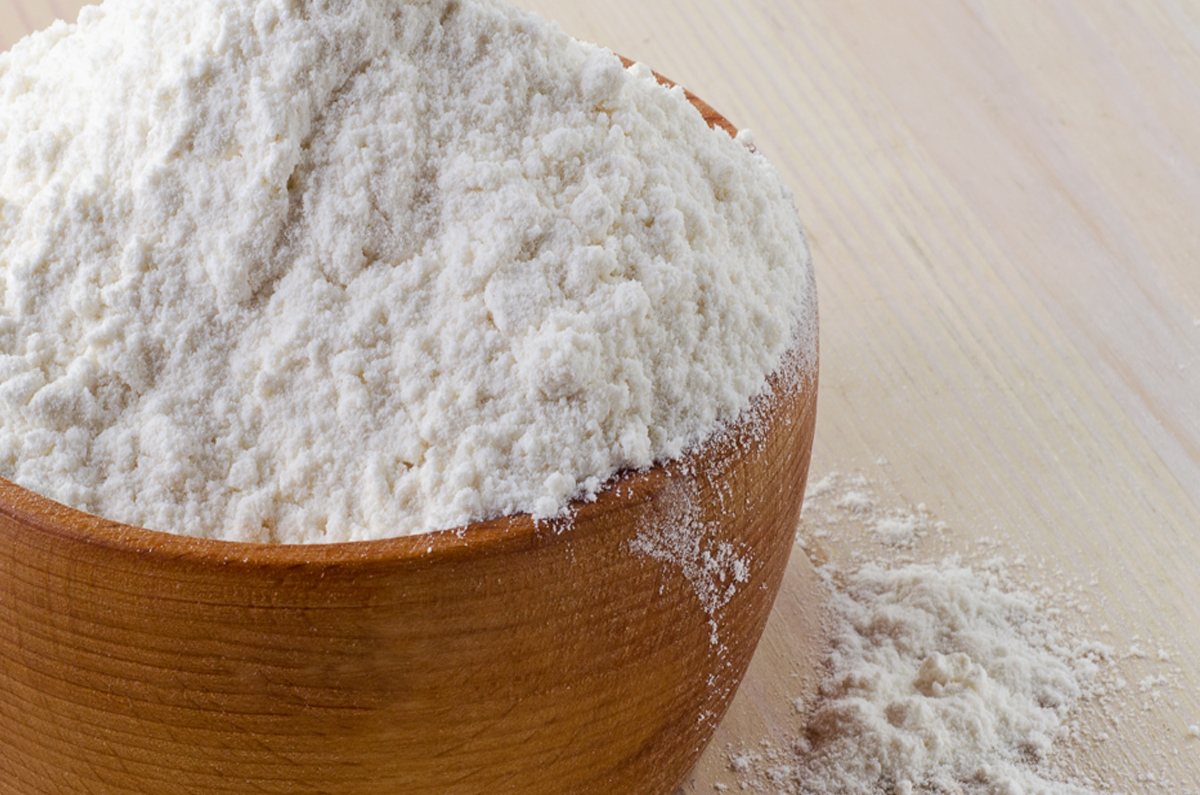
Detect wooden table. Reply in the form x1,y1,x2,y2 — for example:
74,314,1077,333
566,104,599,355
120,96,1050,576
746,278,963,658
5,1,1200,792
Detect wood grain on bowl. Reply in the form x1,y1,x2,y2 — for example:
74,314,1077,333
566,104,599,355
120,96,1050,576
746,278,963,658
0,74,818,795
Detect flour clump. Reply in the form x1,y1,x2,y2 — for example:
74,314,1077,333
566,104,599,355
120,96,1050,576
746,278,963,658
0,0,815,542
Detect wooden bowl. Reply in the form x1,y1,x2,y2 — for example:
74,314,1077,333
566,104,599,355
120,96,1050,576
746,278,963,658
0,71,819,795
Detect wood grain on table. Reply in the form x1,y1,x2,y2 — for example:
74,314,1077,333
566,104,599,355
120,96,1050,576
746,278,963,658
5,1,1200,792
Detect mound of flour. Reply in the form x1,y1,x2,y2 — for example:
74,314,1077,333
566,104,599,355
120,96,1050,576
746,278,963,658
0,0,814,542
724,475,1120,795
795,561,1106,795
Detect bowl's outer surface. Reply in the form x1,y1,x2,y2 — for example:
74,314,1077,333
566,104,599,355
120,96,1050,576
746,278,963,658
0,73,819,795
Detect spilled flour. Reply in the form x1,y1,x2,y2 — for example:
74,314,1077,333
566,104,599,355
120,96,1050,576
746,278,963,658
714,472,1200,795
629,477,751,646
787,560,1109,795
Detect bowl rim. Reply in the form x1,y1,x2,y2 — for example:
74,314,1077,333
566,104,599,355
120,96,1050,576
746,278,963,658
0,461,644,568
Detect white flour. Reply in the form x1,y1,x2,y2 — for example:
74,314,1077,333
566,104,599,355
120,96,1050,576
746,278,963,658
723,474,1126,795
0,0,815,542
629,476,751,647
793,560,1108,795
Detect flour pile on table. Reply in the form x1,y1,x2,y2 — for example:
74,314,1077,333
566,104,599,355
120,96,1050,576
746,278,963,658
724,474,1119,795
789,560,1108,795
0,0,814,541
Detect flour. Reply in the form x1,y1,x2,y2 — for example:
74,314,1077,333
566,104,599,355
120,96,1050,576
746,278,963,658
629,477,751,646
0,0,815,542
792,560,1109,795
724,474,1125,795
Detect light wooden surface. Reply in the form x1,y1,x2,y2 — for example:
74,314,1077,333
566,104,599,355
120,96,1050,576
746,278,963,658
5,1,1200,793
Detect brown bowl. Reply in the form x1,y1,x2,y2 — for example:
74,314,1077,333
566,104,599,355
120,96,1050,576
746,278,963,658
0,71,818,795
